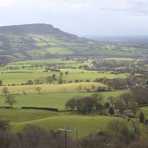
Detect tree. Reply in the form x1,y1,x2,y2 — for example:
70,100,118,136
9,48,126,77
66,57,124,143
36,87,42,94
65,97,77,111
46,76,53,84
0,120,9,131
52,74,56,80
58,75,63,84
109,107,115,115
2,87,9,96
115,99,126,114
139,112,145,123
131,87,148,105
65,71,69,75
26,80,34,85
0,80,3,86
115,92,138,114
65,95,104,114
5,94,16,108
107,120,138,144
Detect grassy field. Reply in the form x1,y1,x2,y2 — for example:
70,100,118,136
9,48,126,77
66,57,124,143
61,70,128,81
0,90,125,110
0,71,48,84
0,82,107,94
0,59,130,139
0,109,121,138
0,58,128,85
0,70,128,85
0,109,58,122
13,115,120,138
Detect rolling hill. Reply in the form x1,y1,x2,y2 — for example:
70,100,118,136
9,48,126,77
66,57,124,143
0,24,147,64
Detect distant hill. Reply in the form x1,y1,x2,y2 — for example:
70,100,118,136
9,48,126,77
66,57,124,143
0,24,147,64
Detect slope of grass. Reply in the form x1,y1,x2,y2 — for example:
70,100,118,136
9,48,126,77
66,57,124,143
0,109,58,122
11,113,121,138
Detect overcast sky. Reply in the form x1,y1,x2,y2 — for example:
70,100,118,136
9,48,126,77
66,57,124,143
0,0,148,37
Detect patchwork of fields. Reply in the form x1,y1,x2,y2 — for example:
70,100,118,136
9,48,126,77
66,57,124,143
0,58,140,138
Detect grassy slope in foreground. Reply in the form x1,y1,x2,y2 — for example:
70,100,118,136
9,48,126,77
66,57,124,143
0,109,121,138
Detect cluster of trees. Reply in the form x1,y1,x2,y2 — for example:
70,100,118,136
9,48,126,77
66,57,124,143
65,92,146,123
94,78,130,90
81,120,143,148
0,119,147,148
65,95,104,114
104,78,129,89
131,86,148,105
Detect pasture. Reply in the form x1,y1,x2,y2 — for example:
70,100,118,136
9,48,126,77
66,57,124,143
0,59,130,138
0,70,128,85
0,90,125,110
0,58,128,85
0,109,121,138
0,82,107,94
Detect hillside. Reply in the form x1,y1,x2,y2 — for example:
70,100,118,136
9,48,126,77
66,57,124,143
0,24,148,64
0,24,97,63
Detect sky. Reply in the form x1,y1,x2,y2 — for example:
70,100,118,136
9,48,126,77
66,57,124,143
0,0,148,37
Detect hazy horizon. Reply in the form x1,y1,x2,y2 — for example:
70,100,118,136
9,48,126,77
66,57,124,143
0,0,148,37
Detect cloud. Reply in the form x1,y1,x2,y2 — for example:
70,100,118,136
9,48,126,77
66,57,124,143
99,0,148,16
128,0,148,15
0,0,148,15
0,0,16,7
0,0,147,36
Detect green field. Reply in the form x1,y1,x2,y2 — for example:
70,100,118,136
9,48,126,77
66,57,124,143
0,59,128,85
0,70,128,85
0,109,120,138
0,90,125,110
61,70,128,81
0,109,58,122
0,59,130,138
0,71,48,84
14,115,120,138
0,82,107,94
